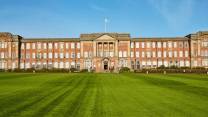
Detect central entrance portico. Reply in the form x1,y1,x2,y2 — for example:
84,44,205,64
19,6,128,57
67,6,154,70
80,33,131,72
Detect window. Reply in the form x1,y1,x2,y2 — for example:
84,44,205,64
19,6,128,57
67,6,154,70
84,52,88,58
26,63,30,69
174,51,177,57
180,60,184,67
1,43,5,48
71,43,75,49
89,52,92,58
163,51,167,57
54,62,58,68
202,41,208,47
77,43,80,48
174,42,177,48
131,61,135,69
186,60,190,67
110,52,114,57
147,60,151,66
157,42,161,48
48,43,53,49
32,43,36,49
1,52,4,58
136,51,139,57
71,61,76,68
43,43,47,49
147,52,151,58
146,42,150,48
32,53,36,59
131,52,134,57
21,54,24,59
168,42,172,48
59,62,64,68
0,43,2,48
158,51,161,57
168,51,172,57
142,52,145,58
164,61,168,67
77,53,80,58
26,43,30,49
49,53,52,59
136,42,139,48
158,60,162,66
54,53,58,58
37,53,41,59
65,62,69,69
20,63,24,69
119,51,122,57
142,61,146,66
37,43,41,49
5,43,7,48
153,61,157,66
184,42,189,48
163,42,166,48
131,42,134,48
84,60,92,69
185,51,189,57
60,53,64,58
119,59,127,67
21,44,25,49
179,42,183,48
152,42,156,48
65,53,69,58
152,51,156,57
54,43,58,49
26,53,30,59
60,43,64,49
71,52,75,58
179,51,183,57
136,61,140,69
66,43,69,49
123,51,127,57
142,42,145,48
43,53,47,59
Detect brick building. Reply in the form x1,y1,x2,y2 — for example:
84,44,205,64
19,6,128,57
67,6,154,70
0,31,208,72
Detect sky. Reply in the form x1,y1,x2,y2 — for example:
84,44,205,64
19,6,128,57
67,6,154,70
0,0,208,38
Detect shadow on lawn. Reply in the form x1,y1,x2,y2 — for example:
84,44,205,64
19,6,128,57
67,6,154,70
0,73,38,80
127,74,208,98
167,74,208,81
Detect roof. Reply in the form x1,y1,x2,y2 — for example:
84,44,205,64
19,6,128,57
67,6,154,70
22,38,80,42
80,33,130,41
131,37,189,41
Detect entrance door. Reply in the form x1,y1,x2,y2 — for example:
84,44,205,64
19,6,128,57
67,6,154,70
104,61,108,70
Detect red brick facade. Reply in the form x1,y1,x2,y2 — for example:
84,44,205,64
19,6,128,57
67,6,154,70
0,31,208,72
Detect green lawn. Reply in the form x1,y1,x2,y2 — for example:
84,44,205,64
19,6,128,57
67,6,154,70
0,73,208,117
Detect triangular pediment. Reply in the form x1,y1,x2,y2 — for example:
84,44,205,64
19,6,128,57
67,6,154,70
95,35,116,41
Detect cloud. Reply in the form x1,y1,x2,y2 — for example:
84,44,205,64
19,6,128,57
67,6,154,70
89,3,107,13
148,0,195,30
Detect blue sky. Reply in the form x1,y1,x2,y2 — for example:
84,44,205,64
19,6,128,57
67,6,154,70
0,0,208,38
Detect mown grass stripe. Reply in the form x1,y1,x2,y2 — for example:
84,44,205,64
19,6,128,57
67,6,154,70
0,75,77,117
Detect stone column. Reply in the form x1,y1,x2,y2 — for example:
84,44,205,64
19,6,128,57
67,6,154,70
115,41,118,57
93,41,96,57
102,42,104,57
108,42,110,57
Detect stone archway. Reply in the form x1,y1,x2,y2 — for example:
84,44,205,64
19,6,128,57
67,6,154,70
102,57,110,71
104,61,108,70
